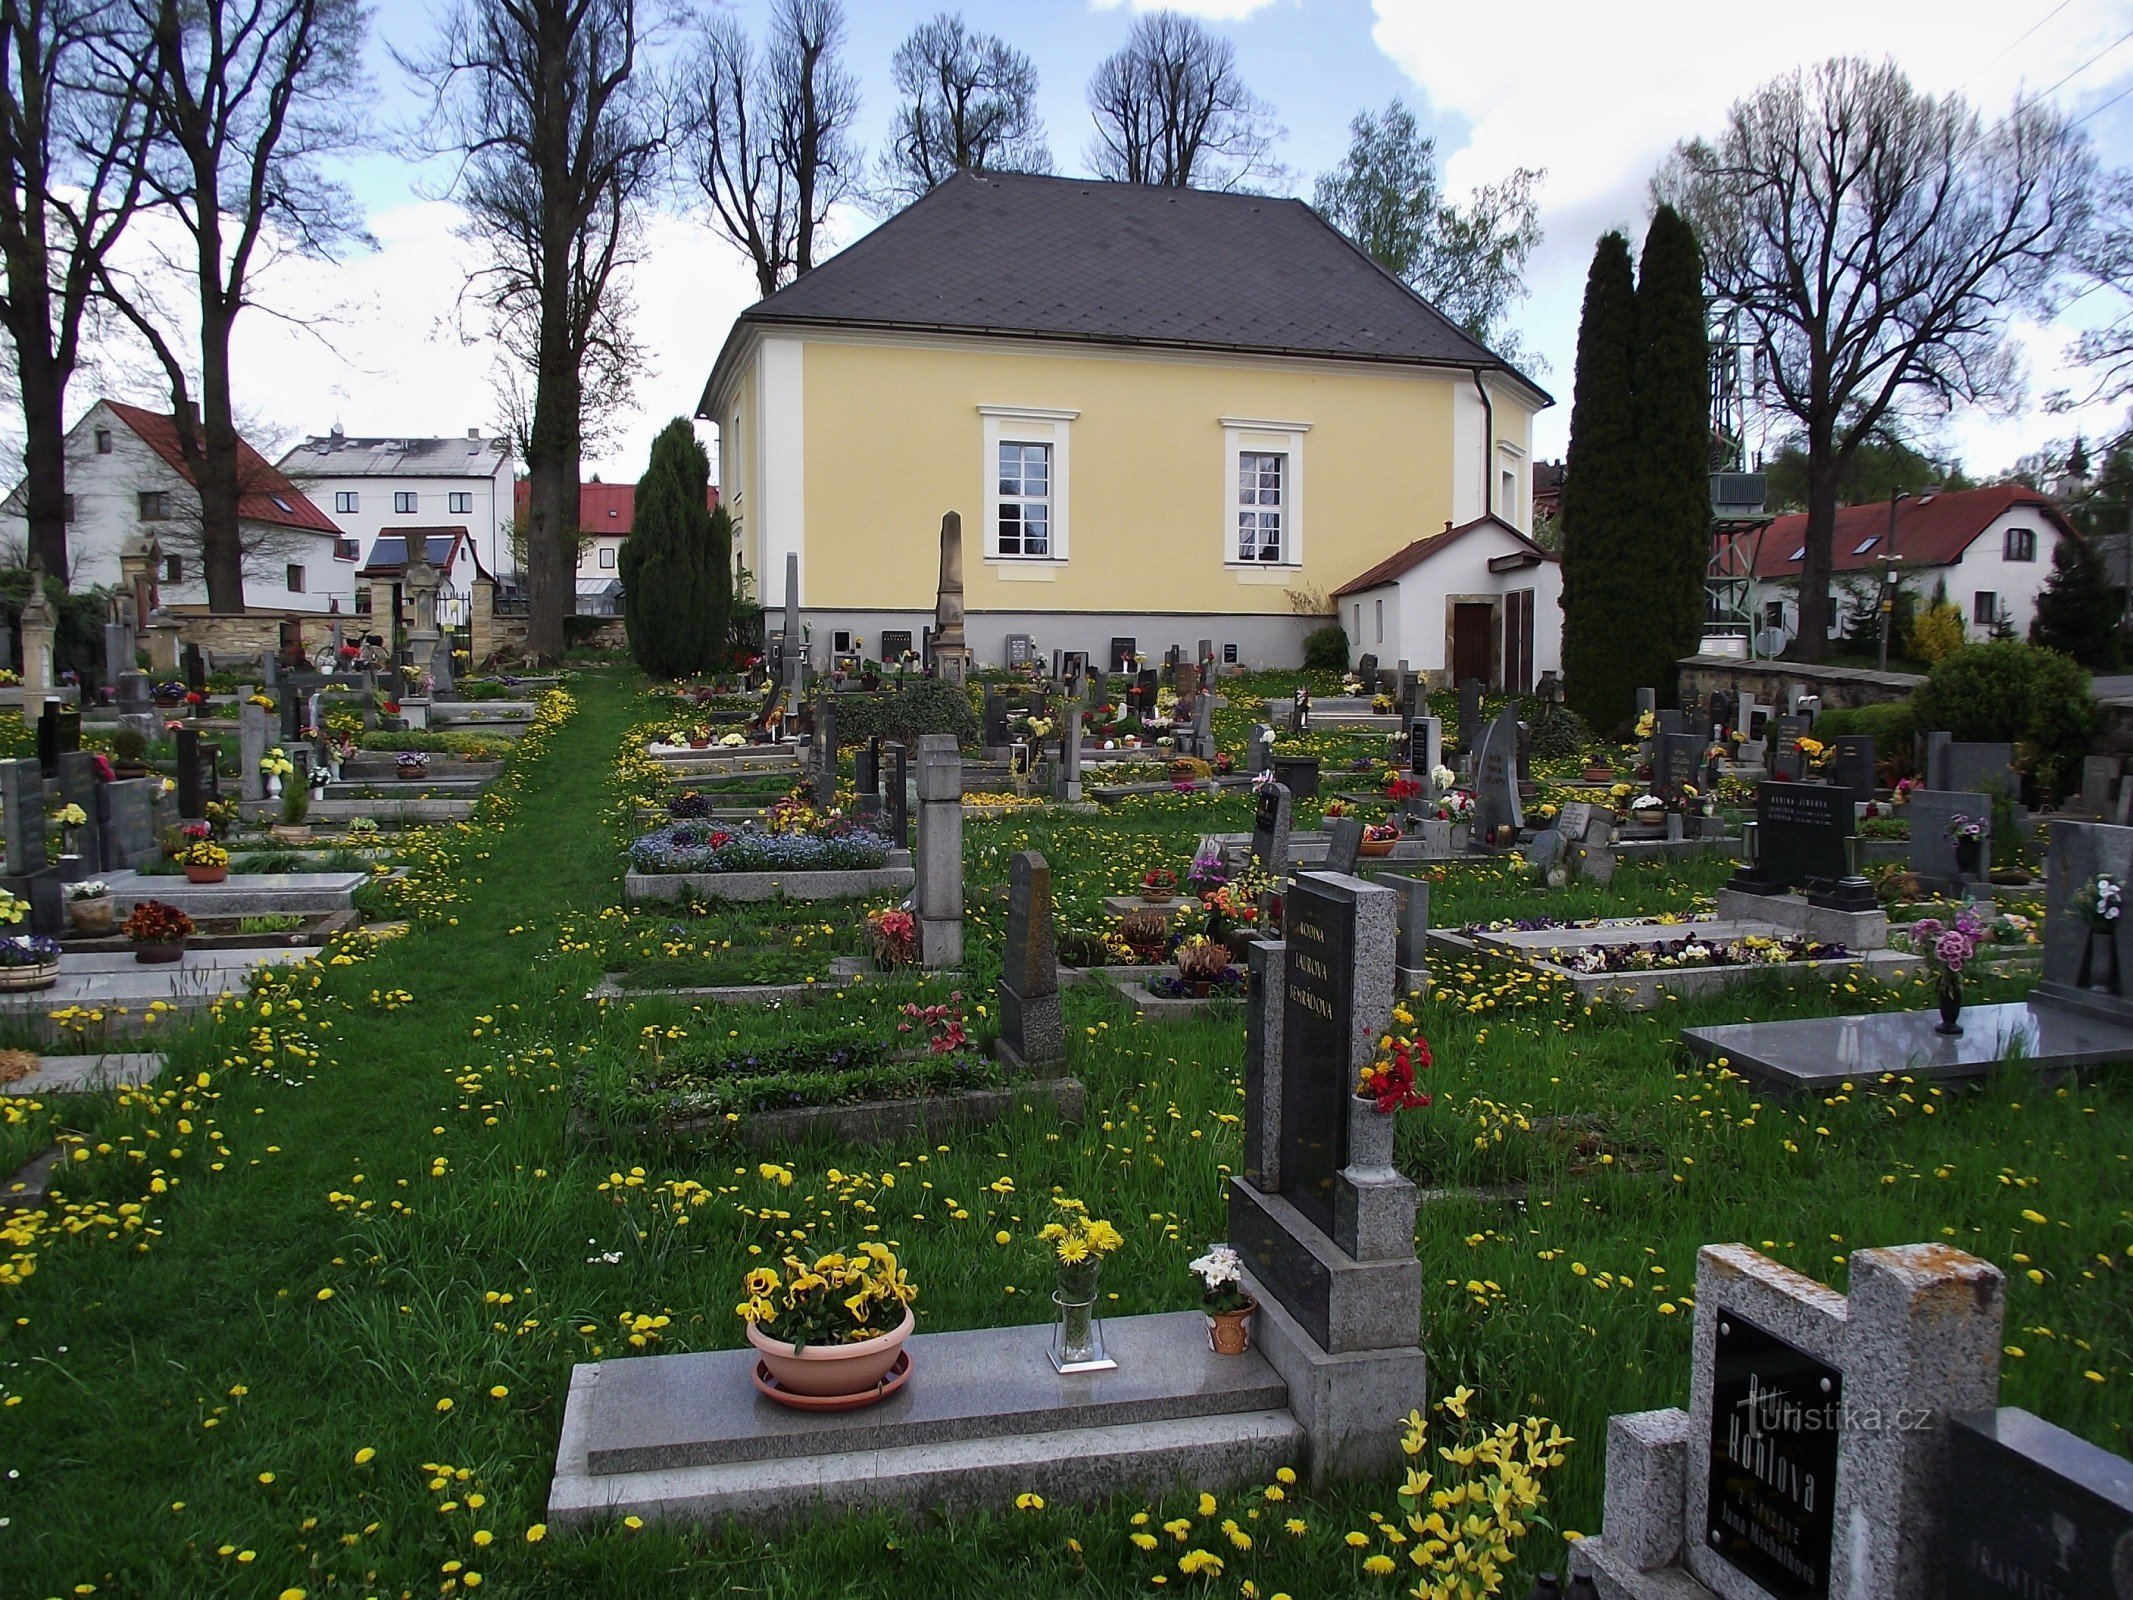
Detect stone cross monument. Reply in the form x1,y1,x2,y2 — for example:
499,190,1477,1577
931,512,972,686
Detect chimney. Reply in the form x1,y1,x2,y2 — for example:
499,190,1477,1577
467,428,479,440
1444,520,1454,532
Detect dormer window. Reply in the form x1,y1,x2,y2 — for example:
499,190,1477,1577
94,428,111,454
2003,526,2036,561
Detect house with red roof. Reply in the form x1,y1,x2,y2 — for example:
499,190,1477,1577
0,398,354,615
1331,514,1561,691
511,477,720,616
1727,484,2077,649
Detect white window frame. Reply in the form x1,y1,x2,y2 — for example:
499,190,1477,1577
448,491,474,515
1222,417,1308,568
334,490,359,514
599,545,616,569
393,491,418,514
979,406,1075,562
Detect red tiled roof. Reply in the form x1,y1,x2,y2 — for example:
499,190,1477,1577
1744,484,2074,579
1333,515,1556,597
104,400,340,534
512,479,720,531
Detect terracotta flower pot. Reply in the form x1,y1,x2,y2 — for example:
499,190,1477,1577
68,898,115,936
1359,838,1396,857
269,824,313,846
747,1306,914,1402
184,864,228,884
1207,1298,1258,1356
133,942,184,964
1141,886,1175,904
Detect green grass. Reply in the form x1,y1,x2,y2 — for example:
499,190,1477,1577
1,667,2128,1599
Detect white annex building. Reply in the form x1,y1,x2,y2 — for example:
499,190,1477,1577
1331,515,1563,691
278,428,516,585
0,398,354,614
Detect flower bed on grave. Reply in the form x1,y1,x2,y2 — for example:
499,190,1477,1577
1548,932,1851,974
627,821,891,875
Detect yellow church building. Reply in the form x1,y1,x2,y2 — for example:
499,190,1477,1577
699,170,1551,676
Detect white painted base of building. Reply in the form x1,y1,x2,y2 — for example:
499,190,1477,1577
784,610,1321,674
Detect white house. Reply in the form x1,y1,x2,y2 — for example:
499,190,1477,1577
0,398,354,613
279,428,516,584
1330,515,1563,691
1735,484,2077,649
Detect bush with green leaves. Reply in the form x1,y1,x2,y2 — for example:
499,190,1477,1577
1912,639,2095,798
831,677,979,750
1528,704,1590,761
1301,624,1349,672
619,419,724,677
1809,700,1917,774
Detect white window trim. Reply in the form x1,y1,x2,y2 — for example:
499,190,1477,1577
980,406,1076,562
1223,420,1307,569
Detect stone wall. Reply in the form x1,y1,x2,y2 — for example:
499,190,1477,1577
1676,653,1923,714
169,609,325,661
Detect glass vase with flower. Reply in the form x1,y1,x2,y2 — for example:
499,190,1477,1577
1906,908,1984,1034
1040,1198,1124,1372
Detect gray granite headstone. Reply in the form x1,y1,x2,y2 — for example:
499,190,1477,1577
1241,937,1286,1191
1927,735,2019,799
2081,755,2121,815
811,695,838,808
100,778,157,870
0,757,45,875
1247,723,1275,775
1409,715,1442,801
2034,820,2133,1024
1907,790,1991,893
56,750,100,876
1526,826,1565,874
1634,686,1656,720
1944,1408,2133,1600
914,734,963,968
1384,872,1428,985
1829,734,1877,806
239,703,270,802
1321,816,1364,875
996,850,1061,1072
881,741,909,850
1457,680,1482,761
1473,708,1524,844
1557,799,1595,840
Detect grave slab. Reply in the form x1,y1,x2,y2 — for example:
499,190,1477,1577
1682,999,2133,1092
101,869,370,914
2,1051,164,1096
548,1310,1303,1530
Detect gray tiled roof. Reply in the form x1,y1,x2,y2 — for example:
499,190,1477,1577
279,434,507,479
701,172,1543,410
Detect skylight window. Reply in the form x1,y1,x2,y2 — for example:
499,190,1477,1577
1789,546,1806,562
270,495,292,513
1854,535,1880,555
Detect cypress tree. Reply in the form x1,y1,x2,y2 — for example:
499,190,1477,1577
1558,231,1639,731
2030,533,2120,669
1630,204,1712,708
621,419,717,679
704,497,735,670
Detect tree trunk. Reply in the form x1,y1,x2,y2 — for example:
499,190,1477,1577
14,335,71,583
197,299,245,615
523,279,580,661
1796,430,1841,663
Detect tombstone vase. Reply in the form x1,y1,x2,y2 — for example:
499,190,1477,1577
1954,836,1982,877
1050,1264,1110,1372
1347,1094,1399,1174
2078,922,2123,995
1936,972,1964,1036
1206,1298,1258,1356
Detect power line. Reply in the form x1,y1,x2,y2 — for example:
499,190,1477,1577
2073,75,2133,129
2012,24,2133,115
1960,0,2078,93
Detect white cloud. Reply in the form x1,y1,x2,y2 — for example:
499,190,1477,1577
1370,0,2133,467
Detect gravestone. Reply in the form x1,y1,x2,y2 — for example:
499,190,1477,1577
0,757,46,876
1187,692,1213,762
1384,873,1428,992
56,750,100,877
1060,650,1086,698
1526,823,1566,876
182,644,205,714
982,690,1009,748
2034,820,2133,1024
36,704,78,776
811,695,838,808
1354,652,1378,686
1174,662,1201,702
1558,800,1595,841
175,727,206,820
1944,1408,2133,1600
1472,709,1524,845
1108,637,1136,674
1634,686,1657,720
1654,732,1703,802
1572,1242,2006,1600
1828,734,1877,807
1055,707,1084,802
880,741,909,850
1457,680,1482,763
878,628,913,663
99,778,157,871
1396,668,1419,720
914,735,963,968
995,850,1062,1073
1409,716,1442,810
1249,781,1292,875
1004,633,1034,670
103,618,136,692
1247,723,1276,776
1906,790,1991,895
2079,754,2121,816
1134,668,1160,715
780,552,803,690
1227,870,1422,1477
1291,685,1311,733
1321,815,1364,875
1728,781,1855,896
239,702,271,802
1926,735,2019,799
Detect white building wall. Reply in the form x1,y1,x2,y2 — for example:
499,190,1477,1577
1343,525,1563,684
294,456,514,581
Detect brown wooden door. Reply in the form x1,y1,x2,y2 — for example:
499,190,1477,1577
1452,603,1494,686
1503,589,1534,694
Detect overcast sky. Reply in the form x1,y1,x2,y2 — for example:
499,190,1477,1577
65,0,2133,487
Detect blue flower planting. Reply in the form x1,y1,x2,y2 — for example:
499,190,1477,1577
629,821,893,875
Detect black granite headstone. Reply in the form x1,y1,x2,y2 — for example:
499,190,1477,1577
1355,652,1378,687
1656,732,1704,800
1706,1309,1841,1600
1457,679,1482,758
1828,735,1876,806
881,740,909,849
1279,874,1354,1238
175,728,204,819
1732,782,1853,895
36,705,78,775
1945,1407,2133,1600
1109,637,1136,673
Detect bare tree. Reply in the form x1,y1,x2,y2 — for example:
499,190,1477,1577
876,12,1046,206
680,0,857,296
2057,167,2133,444
88,0,367,615
403,0,663,661
1085,10,1279,191
0,0,157,582
1658,58,2094,659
